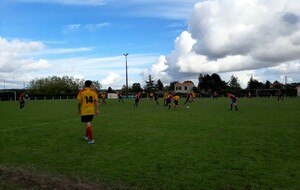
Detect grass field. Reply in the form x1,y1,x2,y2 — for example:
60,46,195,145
0,97,299,189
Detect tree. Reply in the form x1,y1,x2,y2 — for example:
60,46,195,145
201,74,213,91
168,81,178,91
247,76,264,90
156,79,164,90
144,75,155,92
132,83,142,93
265,80,271,89
197,73,227,92
228,75,241,90
198,74,204,90
28,76,101,95
272,80,284,89
107,87,113,93
28,76,79,95
211,73,227,91
91,80,101,91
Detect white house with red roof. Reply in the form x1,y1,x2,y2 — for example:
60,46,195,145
174,82,195,94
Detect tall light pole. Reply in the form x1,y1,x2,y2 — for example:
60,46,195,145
123,53,129,98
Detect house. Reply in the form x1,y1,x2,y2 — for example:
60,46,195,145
297,86,300,96
174,82,195,94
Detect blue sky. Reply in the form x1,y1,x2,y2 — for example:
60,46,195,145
1,0,300,89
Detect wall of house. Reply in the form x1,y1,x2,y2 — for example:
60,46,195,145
175,86,194,94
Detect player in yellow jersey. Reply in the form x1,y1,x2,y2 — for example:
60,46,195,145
173,94,180,110
100,92,107,105
77,80,99,144
163,91,169,107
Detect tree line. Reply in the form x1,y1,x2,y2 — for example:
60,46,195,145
27,76,101,96
24,74,299,96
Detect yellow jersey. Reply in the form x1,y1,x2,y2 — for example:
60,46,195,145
163,92,168,100
101,93,106,99
77,88,98,116
173,95,180,101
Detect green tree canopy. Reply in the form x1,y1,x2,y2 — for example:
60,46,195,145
247,76,264,90
156,79,164,91
228,75,241,90
132,83,142,93
28,76,101,95
168,81,179,91
144,75,156,92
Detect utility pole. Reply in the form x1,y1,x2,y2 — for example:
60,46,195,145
123,53,129,98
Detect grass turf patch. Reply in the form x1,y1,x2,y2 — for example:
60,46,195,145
0,97,299,189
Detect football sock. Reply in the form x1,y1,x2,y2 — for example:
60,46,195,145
230,104,233,110
235,106,238,111
87,125,93,140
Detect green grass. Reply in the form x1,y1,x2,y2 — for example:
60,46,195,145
0,97,300,189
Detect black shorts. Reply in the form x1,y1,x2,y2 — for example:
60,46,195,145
81,115,94,122
166,98,171,104
174,100,178,105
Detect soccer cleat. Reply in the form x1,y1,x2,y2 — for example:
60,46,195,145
88,140,95,144
83,136,89,141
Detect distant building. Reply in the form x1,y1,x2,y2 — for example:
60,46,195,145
174,82,195,94
297,86,300,96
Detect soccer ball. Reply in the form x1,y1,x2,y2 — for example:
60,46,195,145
186,106,190,109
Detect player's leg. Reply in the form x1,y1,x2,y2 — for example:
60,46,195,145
167,100,171,110
82,115,94,144
233,98,238,111
234,103,238,111
20,100,25,109
174,101,178,110
86,121,94,144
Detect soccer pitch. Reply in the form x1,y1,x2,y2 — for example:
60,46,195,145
0,97,299,189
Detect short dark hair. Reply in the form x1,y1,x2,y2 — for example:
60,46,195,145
85,80,92,87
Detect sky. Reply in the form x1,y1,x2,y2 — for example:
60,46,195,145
1,0,300,90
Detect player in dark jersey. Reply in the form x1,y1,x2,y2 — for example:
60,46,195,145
227,92,238,111
154,92,159,105
166,92,173,110
134,92,142,107
19,91,27,109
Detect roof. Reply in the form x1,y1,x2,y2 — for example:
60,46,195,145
175,82,195,87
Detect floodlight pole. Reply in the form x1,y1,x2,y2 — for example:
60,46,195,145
123,53,129,98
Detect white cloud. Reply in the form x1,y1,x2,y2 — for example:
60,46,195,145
63,24,81,33
141,55,171,85
144,0,300,88
84,23,111,31
0,37,51,81
0,36,159,89
101,72,122,89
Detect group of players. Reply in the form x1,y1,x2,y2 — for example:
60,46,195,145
112,91,196,110
18,80,238,145
19,81,290,145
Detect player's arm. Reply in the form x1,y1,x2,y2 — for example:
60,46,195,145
77,100,82,114
77,93,82,114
